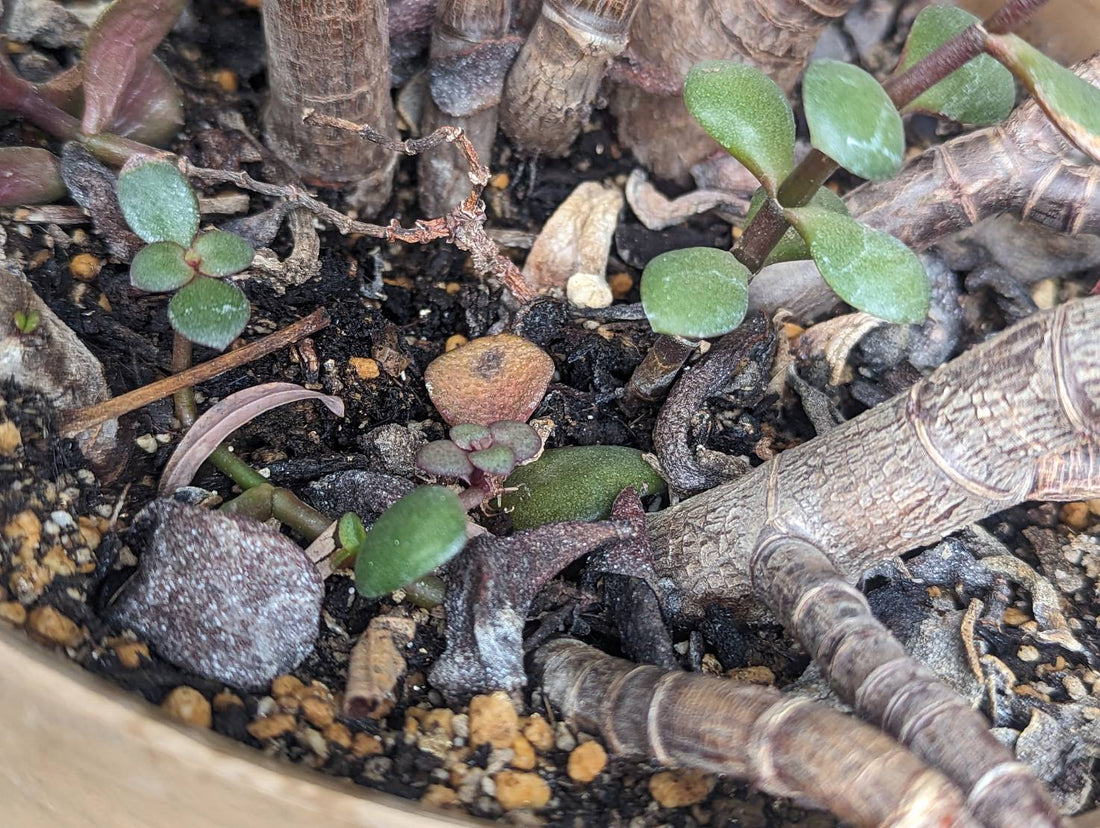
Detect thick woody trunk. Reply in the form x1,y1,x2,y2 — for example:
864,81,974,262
262,0,397,214
610,0,857,183
500,0,641,156
418,0,515,216
648,295,1100,621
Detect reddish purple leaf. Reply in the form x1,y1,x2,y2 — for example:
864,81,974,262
109,57,183,146
159,382,345,495
81,0,186,135
0,147,66,207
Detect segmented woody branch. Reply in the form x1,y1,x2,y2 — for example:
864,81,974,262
536,638,978,828
647,295,1100,620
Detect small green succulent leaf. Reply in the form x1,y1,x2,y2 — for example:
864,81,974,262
130,241,193,292
745,187,848,266
416,440,475,480
167,275,250,350
684,60,796,194
641,247,750,340
489,421,542,463
338,512,368,553
13,309,40,334
899,5,1014,126
188,230,254,277
469,445,516,476
803,60,905,181
117,158,199,247
449,423,493,451
988,34,1100,165
501,446,667,531
354,486,467,598
785,206,930,324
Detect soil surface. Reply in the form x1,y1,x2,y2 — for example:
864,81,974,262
2,1,1100,826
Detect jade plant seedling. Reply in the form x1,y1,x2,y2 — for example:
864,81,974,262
119,158,255,350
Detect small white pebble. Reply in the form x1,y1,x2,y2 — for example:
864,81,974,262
1064,675,1087,700
256,696,279,717
1017,645,1040,662
50,510,75,529
555,722,576,752
567,273,613,309
135,434,158,453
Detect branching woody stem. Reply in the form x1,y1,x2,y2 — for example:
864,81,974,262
536,639,978,828
752,534,1063,828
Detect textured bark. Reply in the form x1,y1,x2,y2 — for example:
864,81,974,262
648,296,1100,621
500,0,641,156
610,0,857,183
262,0,397,212
536,638,978,828
846,55,1100,251
418,0,516,215
752,534,1064,828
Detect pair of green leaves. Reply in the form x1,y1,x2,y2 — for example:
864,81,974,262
119,159,254,350
339,486,467,598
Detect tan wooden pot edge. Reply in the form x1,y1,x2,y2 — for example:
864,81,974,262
0,627,478,827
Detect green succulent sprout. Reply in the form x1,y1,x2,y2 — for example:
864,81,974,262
501,446,667,530
340,486,468,598
13,309,41,335
118,158,254,350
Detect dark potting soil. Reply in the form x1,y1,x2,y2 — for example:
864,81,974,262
3,0,1100,825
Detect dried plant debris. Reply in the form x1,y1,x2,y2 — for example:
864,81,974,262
429,519,634,701
109,499,324,689
344,612,417,720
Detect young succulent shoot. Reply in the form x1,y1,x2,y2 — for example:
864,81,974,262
337,486,468,599
500,445,667,530
119,159,255,350
12,310,41,335
417,420,543,509
0,0,184,171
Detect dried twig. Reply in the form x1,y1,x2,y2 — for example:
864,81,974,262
58,309,330,436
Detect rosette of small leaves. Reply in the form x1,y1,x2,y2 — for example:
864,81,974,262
119,158,254,350
416,420,542,485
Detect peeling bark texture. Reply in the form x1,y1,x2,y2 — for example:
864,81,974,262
536,638,978,828
610,0,857,183
500,0,641,156
648,296,1100,621
418,0,517,215
343,613,417,719
262,0,397,213
846,54,1100,251
752,534,1064,828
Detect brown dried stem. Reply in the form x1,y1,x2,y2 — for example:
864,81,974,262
536,638,978,828
751,533,1063,828
58,309,330,436
184,115,536,302
501,0,642,155
261,0,397,212
647,296,1100,620
344,613,417,719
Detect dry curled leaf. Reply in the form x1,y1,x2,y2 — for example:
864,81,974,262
159,382,344,495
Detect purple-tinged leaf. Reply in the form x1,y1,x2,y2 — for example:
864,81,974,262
449,423,492,451
0,53,81,140
109,57,183,147
0,147,66,207
416,440,475,480
158,382,345,495
469,444,516,476
188,229,254,277
489,420,542,462
81,0,186,135
130,241,193,292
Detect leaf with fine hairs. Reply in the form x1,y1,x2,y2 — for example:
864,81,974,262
0,147,66,207
158,382,345,495
81,0,186,134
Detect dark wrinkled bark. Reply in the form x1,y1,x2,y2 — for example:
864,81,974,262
648,296,1100,621
536,639,978,828
262,0,397,213
418,0,518,215
500,0,641,155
